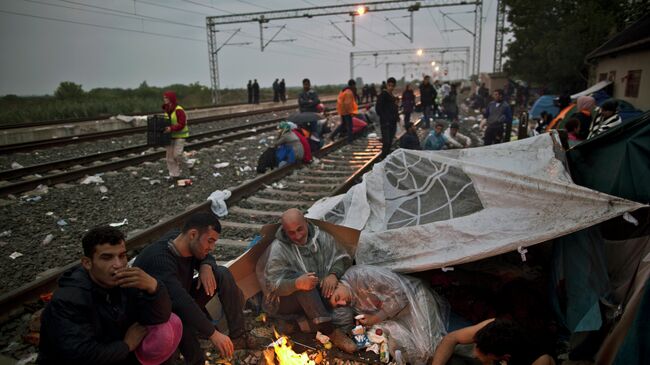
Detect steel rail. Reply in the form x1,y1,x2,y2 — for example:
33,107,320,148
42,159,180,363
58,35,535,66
0,103,303,154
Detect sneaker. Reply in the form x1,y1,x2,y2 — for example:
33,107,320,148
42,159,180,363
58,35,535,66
328,328,357,353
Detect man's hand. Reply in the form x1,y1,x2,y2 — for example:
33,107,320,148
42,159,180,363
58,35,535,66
320,273,338,298
210,330,234,358
114,267,158,294
358,313,381,327
295,272,319,291
197,264,217,297
123,322,147,352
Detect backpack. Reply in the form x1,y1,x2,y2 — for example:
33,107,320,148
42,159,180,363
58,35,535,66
256,146,278,173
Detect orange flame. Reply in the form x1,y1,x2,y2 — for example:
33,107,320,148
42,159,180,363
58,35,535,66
266,329,316,365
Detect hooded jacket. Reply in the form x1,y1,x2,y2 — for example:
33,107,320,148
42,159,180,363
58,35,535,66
38,266,171,365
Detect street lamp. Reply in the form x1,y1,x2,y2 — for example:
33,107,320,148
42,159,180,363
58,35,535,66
356,6,368,16
431,61,436,66
434,66,440,71
416,49,423,56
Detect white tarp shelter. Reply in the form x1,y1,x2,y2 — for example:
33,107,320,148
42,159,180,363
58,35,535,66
306,132,645,272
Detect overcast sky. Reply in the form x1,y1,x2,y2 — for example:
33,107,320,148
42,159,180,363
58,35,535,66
0,0,503,96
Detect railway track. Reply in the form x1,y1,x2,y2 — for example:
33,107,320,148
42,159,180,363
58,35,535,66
0,101,331,154
0,117,285,196
0,134,383,322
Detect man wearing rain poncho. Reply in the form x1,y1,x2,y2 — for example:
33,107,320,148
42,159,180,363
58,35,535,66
329,265,448,365
257,209,357,352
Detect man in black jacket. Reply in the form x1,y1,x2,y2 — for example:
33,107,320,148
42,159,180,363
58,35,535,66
376,77,399,158
399,122,421,150
419,75,437,128
134,212,247,365
38,226,171,365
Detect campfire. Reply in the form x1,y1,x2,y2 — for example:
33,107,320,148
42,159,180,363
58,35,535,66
263,335,321,365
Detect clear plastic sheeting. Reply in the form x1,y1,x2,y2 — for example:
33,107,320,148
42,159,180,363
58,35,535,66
256,223,351,313
307,132,645,273
333,265,448,365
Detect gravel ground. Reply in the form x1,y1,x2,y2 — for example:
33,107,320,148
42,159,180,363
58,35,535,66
0,109,294,171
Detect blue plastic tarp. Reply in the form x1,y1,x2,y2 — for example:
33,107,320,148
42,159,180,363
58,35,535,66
529,95,560,119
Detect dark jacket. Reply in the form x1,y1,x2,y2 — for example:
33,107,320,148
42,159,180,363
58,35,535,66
399,131,421,150
298,89,320,112
134,232,220,339
419,83,436,106
38,267,171,365
401,89,415,113
375,90,399,126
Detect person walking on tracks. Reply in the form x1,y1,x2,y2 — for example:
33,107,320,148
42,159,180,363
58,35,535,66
336,79,358,143
247,80,253,104
376,77,399,158
419,75,436,129
38,226,172,365
298,78,320,113
162,91,189,179
134,212,249,364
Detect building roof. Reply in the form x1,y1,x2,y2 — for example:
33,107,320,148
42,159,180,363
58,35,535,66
587,14,650,60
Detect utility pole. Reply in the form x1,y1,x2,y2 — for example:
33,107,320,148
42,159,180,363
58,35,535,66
493,0,506,72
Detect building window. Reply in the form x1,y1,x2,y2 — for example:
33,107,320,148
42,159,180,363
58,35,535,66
599,73,607,81
608,71,616,82
625,70,642,97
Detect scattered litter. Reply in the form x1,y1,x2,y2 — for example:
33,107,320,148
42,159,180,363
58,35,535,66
177,179,193,187
169,184,175,189
239,166,252,172
441,267,454,272
80,175,104,185
9,251,23,260
25,196,42,203
42,234,54,245
100,196,109,200
248,235,262,248
0,230,11,238
239,147,248,150
258,138,267,144
207,190,232,217
212,172,222,178
267,136,275,140
271,182,285,189
56,219,68,226
245,136,257,140
11,162,23,169
99,186,108,194
149,179,161,185
368,132,378,138
186,158,198,168
141,177,151,181
184,150,198,157
16,353,38,365
213,162,230,169
45,212,54,216
109,218,128,227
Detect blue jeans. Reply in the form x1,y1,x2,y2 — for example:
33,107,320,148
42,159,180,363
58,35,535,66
421,104,433,128
274,288,333,333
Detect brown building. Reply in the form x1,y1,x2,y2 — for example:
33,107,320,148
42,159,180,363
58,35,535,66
586,14,650,110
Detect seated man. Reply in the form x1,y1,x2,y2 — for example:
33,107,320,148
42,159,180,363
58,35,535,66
444,122,471,149
134,212,247,364
424,122,454,151
399,122,422,150
330,265,447,364
431,318,555,365
258,208,355,352
39,226,172,365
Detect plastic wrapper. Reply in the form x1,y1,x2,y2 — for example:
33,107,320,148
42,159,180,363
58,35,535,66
333,265,449,365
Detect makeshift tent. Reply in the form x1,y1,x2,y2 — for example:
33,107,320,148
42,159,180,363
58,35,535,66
306,132,644,272
529,95,559,119
571,80,612,99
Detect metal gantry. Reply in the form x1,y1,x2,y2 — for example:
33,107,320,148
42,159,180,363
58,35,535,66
350,46,470,80
205,0,482,104
492,0,506,72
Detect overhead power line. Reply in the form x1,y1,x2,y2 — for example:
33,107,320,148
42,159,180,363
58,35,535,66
0,9,206,42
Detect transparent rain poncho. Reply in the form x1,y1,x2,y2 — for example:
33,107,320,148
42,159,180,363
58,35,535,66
333,265,449,365
257,223,352,313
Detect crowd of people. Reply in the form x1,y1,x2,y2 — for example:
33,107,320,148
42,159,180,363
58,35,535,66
40,79,621,365
38,209,556,365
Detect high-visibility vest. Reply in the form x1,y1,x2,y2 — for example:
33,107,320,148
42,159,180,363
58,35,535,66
169,105,189,138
